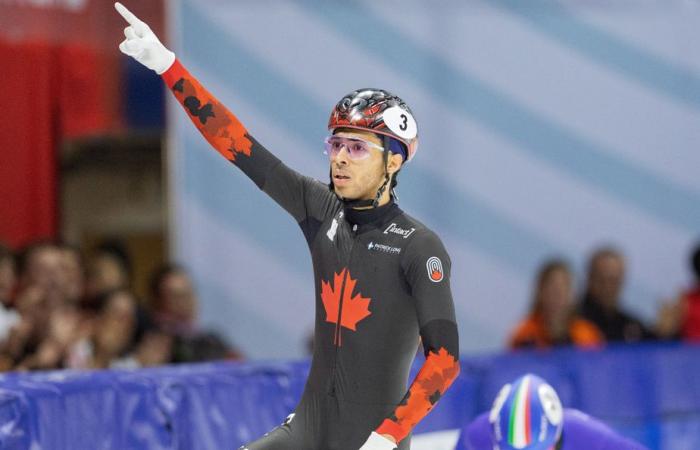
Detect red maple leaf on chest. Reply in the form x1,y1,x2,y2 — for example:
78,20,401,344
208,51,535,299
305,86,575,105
321,268,372,345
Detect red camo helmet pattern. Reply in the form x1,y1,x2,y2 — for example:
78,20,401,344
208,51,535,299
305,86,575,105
328,88,419,161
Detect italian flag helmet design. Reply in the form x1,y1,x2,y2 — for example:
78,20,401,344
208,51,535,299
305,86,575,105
489,374,564,450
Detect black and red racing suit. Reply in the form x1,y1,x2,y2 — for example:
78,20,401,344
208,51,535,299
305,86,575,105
162,60,460,450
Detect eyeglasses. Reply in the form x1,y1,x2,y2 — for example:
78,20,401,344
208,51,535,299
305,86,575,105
323,136,384,161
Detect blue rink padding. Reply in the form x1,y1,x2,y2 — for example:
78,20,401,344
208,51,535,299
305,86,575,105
0,343,697,449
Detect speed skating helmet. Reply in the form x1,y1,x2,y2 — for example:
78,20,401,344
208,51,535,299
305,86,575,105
489,374,564,450
328,88,418,162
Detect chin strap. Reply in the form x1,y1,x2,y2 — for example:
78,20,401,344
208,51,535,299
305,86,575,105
329,135,393,209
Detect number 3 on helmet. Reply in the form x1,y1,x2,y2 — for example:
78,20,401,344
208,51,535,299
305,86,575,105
328,88,419,162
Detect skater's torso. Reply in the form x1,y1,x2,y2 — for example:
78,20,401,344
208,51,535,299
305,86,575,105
305,200,432,405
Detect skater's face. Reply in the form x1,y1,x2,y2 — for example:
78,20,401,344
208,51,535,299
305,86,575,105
329,129,402,204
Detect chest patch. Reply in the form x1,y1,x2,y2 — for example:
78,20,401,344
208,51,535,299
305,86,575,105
368,241,402,255
326,211,344,242
383,222,416,239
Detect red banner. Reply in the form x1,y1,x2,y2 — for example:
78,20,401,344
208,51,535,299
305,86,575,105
0,0,163,246
0,42,57,247
0,0,164,49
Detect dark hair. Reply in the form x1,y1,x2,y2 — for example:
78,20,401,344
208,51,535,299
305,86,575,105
587,246,623,276
382,135,404,198
96,288,149,356
692,241,700,280
95,239,132,280
149,263,187,304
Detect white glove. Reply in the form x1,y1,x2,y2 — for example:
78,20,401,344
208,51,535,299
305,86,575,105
115,2,175,74
358,432,396,450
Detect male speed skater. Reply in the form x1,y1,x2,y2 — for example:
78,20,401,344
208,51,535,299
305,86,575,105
116,3,461,449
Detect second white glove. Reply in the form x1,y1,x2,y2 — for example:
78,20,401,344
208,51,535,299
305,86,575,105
358,432,397,450
115,2,175,74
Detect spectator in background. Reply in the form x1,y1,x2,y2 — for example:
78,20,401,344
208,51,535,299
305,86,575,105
579,247,654,343
2,241,64,368
132,326,174,367
510,259,603,349
57,243,85,306
149,264,240,362
150,264,197,335
0,244,19,342
66,288,142,369
10,242,90,370
16,240,64,308
676,241,700,341
84,240,132,311
656,241,700,341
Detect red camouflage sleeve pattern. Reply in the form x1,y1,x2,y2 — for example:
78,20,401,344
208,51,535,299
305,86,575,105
376,347,460,443
161,59,252,162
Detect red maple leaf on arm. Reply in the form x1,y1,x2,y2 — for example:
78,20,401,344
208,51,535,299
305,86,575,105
376,347,460,442
163,62,253,162
321,269,372,345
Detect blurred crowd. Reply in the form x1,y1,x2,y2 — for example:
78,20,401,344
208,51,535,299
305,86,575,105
509,242,700,350
0,238,698,372
0,239,240,372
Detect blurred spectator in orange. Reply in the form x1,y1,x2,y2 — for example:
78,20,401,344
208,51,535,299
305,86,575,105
149,264,241,362
656,241,700,341
0,244,19,341
579,247,654,343
510,259,603,349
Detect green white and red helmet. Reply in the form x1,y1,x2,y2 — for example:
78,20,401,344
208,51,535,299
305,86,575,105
328,88,419,162
490,374,564,450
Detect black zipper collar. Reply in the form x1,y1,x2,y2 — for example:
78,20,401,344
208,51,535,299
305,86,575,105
344,200,401,232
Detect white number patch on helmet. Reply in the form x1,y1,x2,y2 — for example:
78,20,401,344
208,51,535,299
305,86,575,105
538,383,563,427
383,106,417,140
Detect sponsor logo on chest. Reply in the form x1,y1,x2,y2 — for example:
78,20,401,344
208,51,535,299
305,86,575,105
326,211,344,242
383,223,416,239
367,241,402,255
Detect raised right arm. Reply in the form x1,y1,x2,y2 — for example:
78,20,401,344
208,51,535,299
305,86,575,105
161,60,278,192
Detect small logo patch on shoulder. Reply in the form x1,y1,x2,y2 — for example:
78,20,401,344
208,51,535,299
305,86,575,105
426,257,444,283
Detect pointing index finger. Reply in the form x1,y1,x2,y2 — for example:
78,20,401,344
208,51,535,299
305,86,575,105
115,2,141,27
